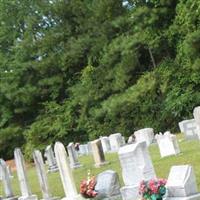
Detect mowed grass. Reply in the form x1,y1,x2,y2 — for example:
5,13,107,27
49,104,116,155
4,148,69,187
1,134,200,198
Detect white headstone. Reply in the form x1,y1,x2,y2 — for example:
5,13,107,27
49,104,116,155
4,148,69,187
95,170,121,200
166,165,200,200
134,128,154,146
155,132,180,158
33,150,58,200
91,139,108,167
109,133,123,152
100,137,111,153
78,144,89,155
14,148,38,200
54,142,82,200
67,142,82,169
118,142,156,200
193,106,200,140
44,145,58,172
179,119,199,140
0,159,17,200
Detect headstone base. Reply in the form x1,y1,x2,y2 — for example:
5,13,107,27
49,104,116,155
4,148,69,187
41,197,59,200
165,193,200,200
70,163,83,169
95,161,109,168
120,185,139,200
3,196,18,200
18,195,38,200
61,194,84,200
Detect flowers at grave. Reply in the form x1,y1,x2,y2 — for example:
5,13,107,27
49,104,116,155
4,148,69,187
139,178,167,200
80,170,98,198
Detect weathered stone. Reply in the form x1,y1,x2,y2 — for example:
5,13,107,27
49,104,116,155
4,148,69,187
109,133,123,152
33,150,58,200
67,142,82,169
134,128,154,146
14,148,38,200
91,139,108,167
193,106,200,140
100,137,111,153
0,159,17,200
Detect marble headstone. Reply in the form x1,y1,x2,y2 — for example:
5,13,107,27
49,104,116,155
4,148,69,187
155,131,180,158
91,139,108,167
118,142,156,200
109,133,123,152
78,144,89,156
0,159,17,200
179,119,199,140
166,165,200,200
67,142,82,169
95,170,121,200
14,148,38,200
134,128,154,146
193,106,200,140
100,137,111,153
44,145,58,173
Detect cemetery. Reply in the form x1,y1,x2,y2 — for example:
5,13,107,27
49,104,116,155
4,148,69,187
1,1,200,200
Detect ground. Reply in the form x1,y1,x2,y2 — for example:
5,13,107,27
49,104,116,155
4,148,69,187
1,134,200,198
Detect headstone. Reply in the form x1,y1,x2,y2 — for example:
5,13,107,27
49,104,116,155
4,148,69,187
193,106,200,140
44,145,58,173
127,134,135,144
118,142,156,200
54,142,82,200
7,165,14,179
109,133,123,152
87,142,92,154
179,119,199,140
134,128,154,146
122,137,126,145
155,131,180,158
78,144,89,156
14,148,38,200
100,137,111,153
0,159,17,200
33,150,58,200
166,165,200,200
95,170,121,200
91,139,108,167
67,142,82,169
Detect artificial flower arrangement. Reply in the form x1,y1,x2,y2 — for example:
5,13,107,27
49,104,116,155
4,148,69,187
139,179,167,200
80,170,98,198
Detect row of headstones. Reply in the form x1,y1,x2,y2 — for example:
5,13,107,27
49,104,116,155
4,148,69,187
179,106,200,140
1,141,200,200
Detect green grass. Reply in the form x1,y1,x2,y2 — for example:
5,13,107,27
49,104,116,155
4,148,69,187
1,134,200,198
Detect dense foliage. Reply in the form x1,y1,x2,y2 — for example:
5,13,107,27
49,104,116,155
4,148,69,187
0,0,200,159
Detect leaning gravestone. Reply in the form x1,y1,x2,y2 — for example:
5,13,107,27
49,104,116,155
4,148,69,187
134,128,154,146
14,148,38,200
166,165,200,200
67,142,82,169
193,106,200,140
0,159,17,200
95,170,121,200
91,139,108,167
155,131,180,158
44,145,58,173
109,133,123,152
118,142,156,200
54,142,83,200
178,119,199,140
100,137,111,153
33,150,58,200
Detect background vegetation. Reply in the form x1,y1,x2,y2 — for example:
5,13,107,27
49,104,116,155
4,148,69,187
0,0,200,159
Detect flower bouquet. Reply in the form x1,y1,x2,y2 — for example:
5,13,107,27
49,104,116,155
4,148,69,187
139,179,167,200
80,170,98,198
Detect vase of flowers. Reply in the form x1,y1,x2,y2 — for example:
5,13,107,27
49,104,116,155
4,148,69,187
80,170,98,199
139,178,167,200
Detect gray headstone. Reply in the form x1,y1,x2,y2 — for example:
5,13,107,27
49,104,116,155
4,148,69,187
100,137,111,153
44,145,58,173
118,142,156,200
78,144,89,156
33,150,58,200
193,106,200,140
91,139,108,167
0,159,17,200
14,148,38,200
166,165,200,200
179,119,199,140
109,133,123,152
67,142,82,169
134,128,154,146
95,170,121,200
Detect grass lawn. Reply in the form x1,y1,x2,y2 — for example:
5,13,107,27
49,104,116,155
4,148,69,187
1,134,200,198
